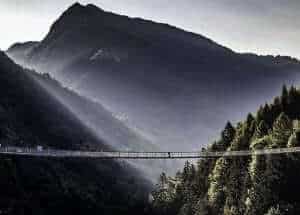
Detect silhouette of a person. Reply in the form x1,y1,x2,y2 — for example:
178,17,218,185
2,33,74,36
168,152,171,158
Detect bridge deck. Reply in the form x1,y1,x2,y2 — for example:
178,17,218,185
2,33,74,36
0,146,300,159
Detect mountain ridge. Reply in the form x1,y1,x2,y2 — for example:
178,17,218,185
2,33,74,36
7,2,300,151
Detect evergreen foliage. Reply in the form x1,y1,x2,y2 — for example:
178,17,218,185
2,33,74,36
153,86,300,215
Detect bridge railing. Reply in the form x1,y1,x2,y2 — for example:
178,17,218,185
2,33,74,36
1,146,300,159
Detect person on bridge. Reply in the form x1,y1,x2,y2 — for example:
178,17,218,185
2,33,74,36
168,152,171,158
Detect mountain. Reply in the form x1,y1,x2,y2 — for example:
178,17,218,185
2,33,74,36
6,41,39,66
5,43,156,152
7,2,300,150
0,51,152,214
152,86,300,215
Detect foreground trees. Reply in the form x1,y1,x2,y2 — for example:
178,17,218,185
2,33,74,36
153,86,300,215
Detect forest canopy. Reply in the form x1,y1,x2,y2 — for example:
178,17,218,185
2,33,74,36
152,85,300,215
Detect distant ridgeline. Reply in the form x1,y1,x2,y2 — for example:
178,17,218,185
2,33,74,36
152,86,300,215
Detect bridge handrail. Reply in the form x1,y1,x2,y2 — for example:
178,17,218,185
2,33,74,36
1,146,300,159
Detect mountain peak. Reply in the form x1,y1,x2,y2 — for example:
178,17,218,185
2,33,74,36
70,2,82,8
45,2,105,41
65,2,104,15
65,2,87,13
65,2,85,13
86,3,103,10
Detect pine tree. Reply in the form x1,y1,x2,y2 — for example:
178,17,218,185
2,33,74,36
152,172,177,214
182,161,191,182
178,203,193,215
252,120,269,140
246,153,270,215
230,118,253,151
270,97,283,123
287,132,298,147
190,164,196,181
159,172,168,189
246,132,285,215
194,159,214,198
272,112,292,147
224,156,249,215
210,122,236,152
221,121,236,149
265,205,282,215
194,198,210,215
287,86,300,118
207,158,229,213
281,85,289,109
257,104,272,125
246,113,255,127
244,113,256,144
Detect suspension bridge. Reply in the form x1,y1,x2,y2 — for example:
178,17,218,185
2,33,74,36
0,146,300,159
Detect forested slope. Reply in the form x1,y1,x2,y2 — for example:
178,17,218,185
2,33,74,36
0,51,151,214
153,86,300,215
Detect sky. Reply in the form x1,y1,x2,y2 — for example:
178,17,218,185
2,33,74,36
0,0,299,58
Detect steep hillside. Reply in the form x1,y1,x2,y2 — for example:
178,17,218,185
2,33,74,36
27,71,156,152
0,51,152,214
152,86,300,215
7,3,300,150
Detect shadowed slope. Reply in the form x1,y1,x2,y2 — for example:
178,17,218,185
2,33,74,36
0,51,152,214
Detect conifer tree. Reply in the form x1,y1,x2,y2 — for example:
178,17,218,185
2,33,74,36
281,85,289,109
265,206,282,215
194,198,210,215
252,120,269,140
287,86,300,118
270,97,283,122
208,158,229,213
224,156,249,215
246,152,270,215
272,112,292,147
194,159,214,197
159,172,168,189
221,121,236,149
182,161,191,182
257,103,275,126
